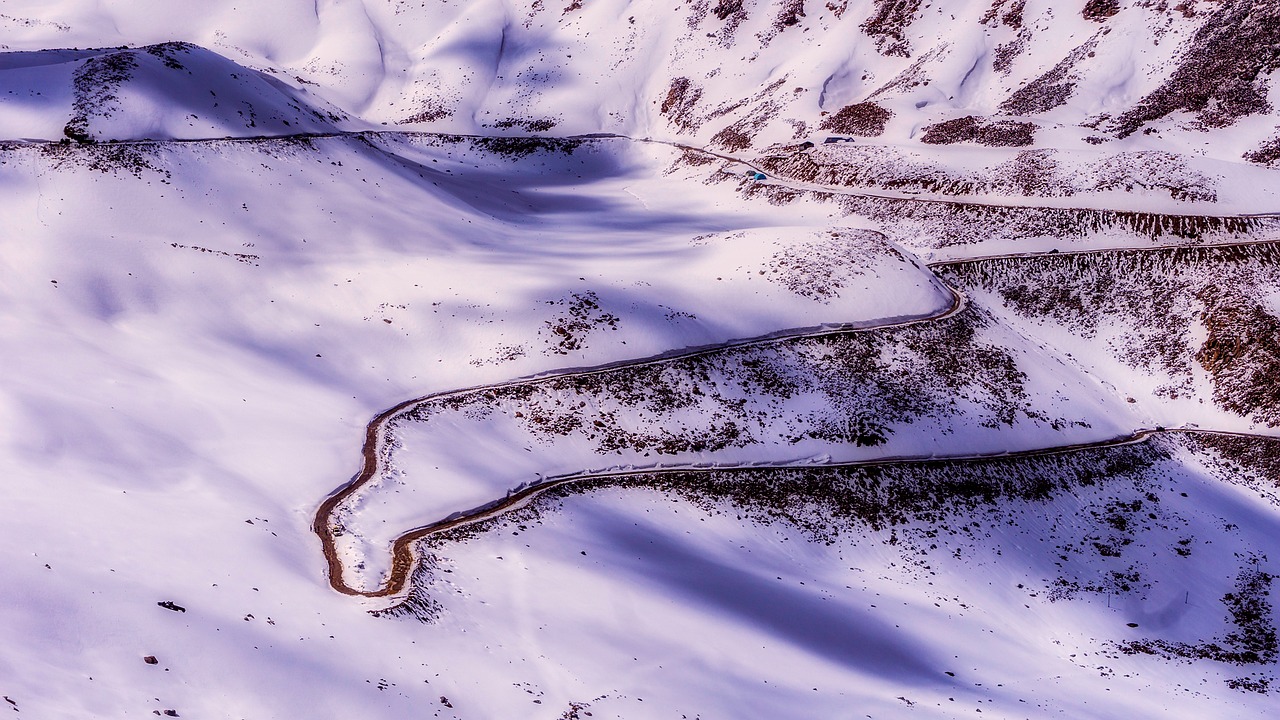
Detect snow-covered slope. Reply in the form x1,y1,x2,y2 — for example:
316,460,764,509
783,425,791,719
5,1,1280,718
399,434,1280,717
3,0,1280,157
0,42,347,141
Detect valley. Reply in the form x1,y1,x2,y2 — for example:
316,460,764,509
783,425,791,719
4,1,1280,717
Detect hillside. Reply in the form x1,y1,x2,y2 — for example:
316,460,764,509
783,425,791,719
3,1,1280,156
3,2,1280,718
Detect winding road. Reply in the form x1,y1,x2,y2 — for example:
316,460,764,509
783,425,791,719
314,268,967,598
308,131,1280,601
31,128,1280,220
316,421,1273,600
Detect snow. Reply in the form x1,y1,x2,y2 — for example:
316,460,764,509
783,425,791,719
4,1,1280,717
0,44,345,142
406,438,1280,718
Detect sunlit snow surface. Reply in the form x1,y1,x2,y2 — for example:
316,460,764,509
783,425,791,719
4,0,1280,718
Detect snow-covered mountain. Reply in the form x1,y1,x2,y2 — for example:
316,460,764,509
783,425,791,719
0,42,347,142
4,0,1280,155
3,1,1280,718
